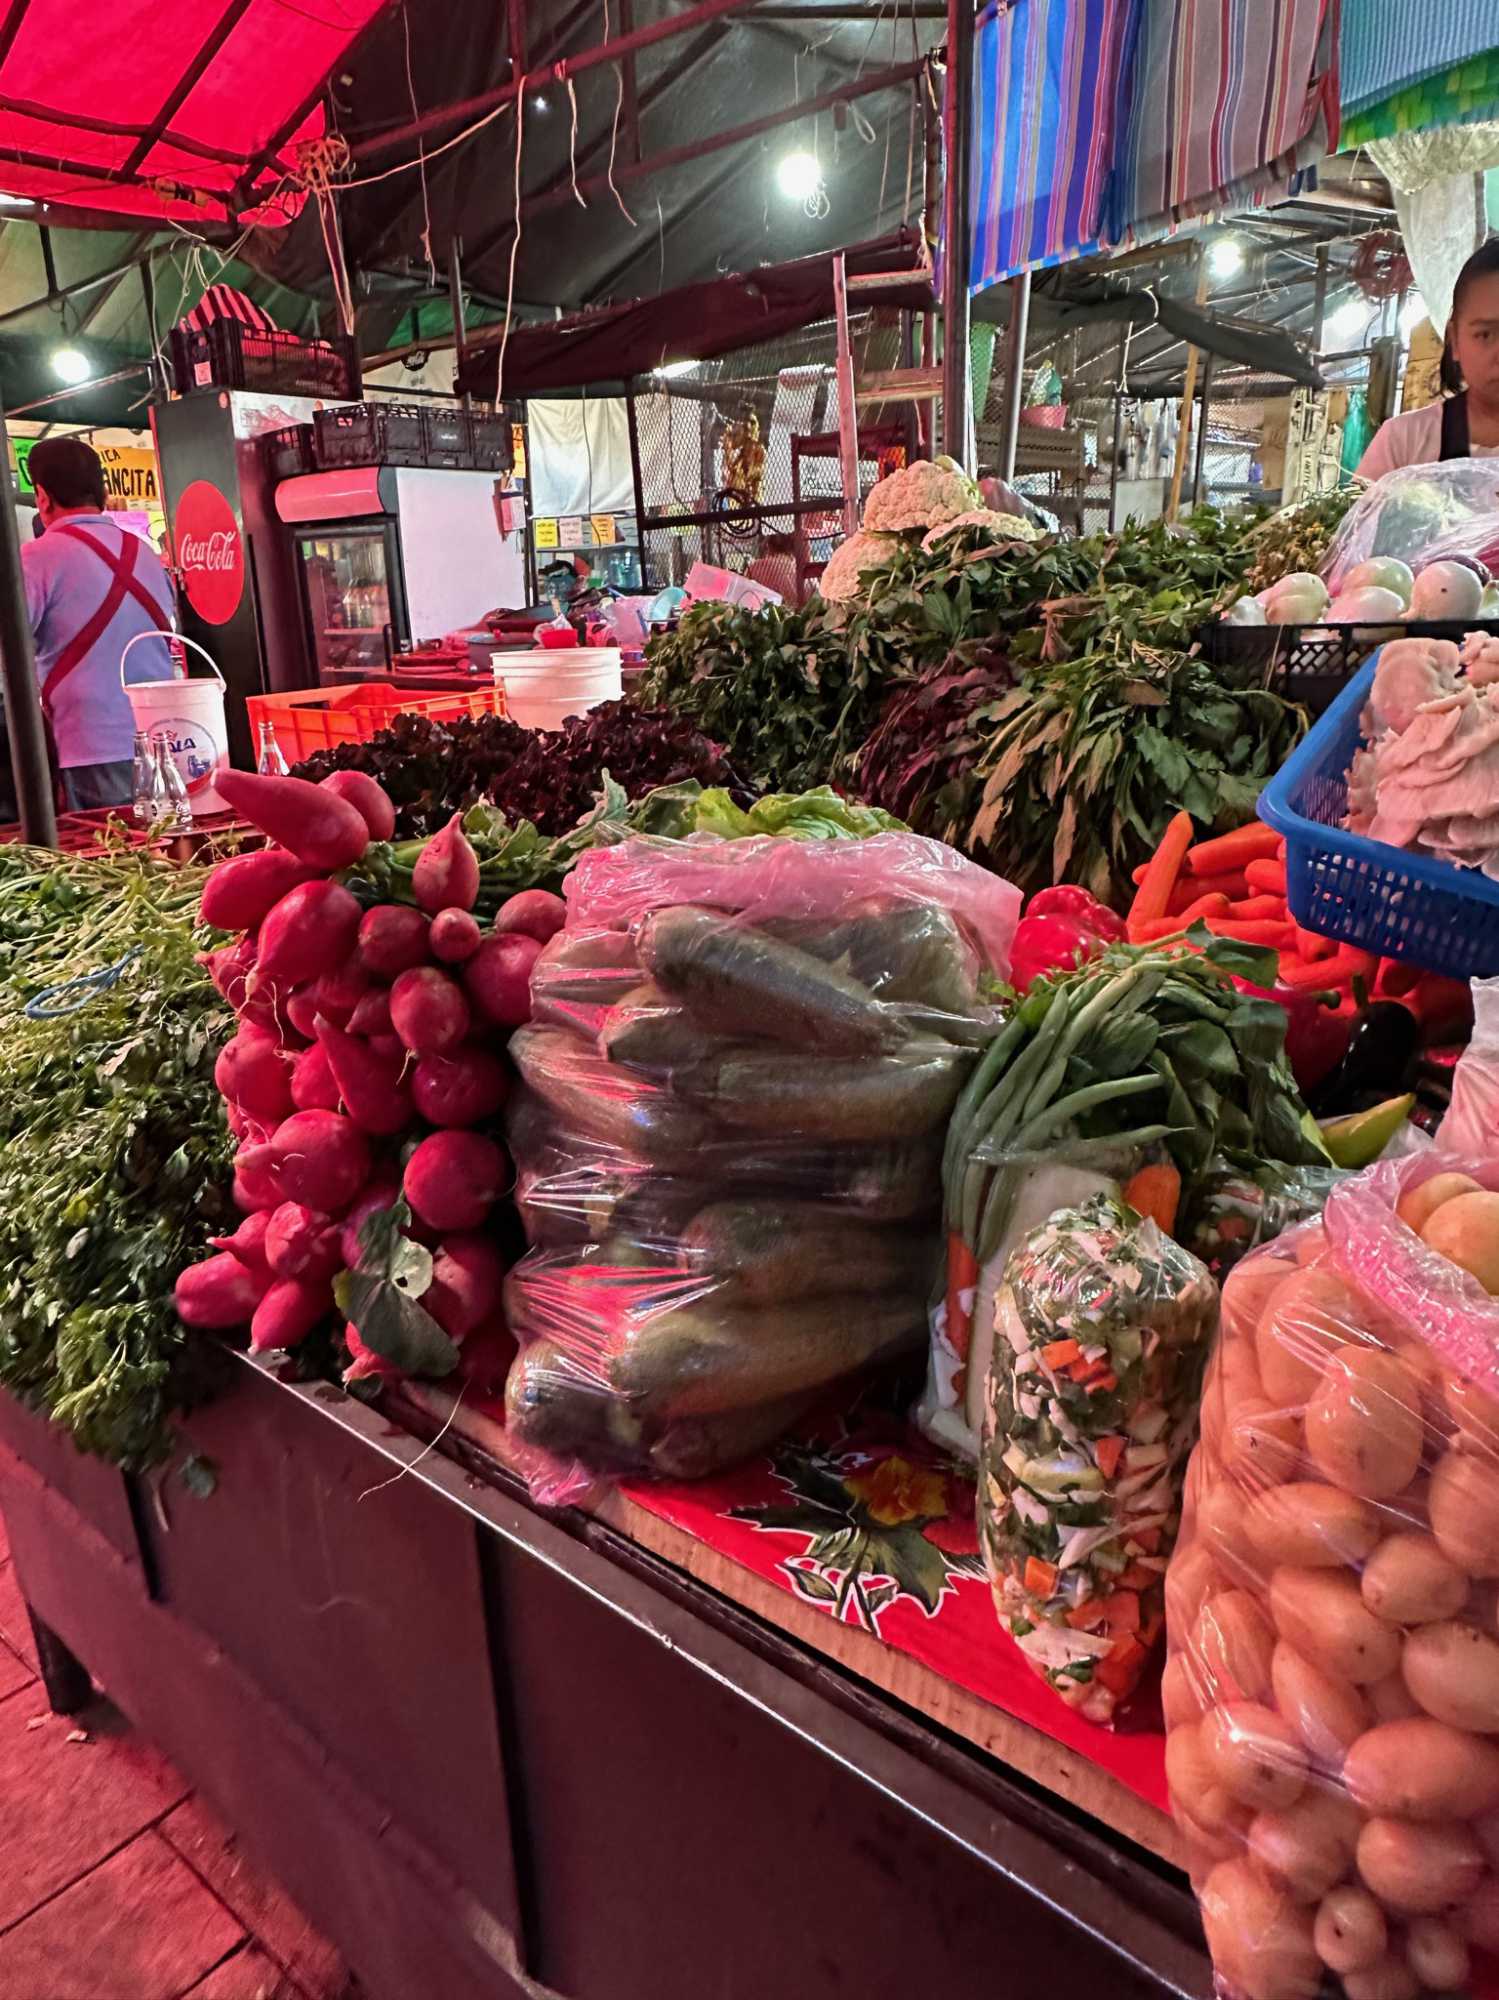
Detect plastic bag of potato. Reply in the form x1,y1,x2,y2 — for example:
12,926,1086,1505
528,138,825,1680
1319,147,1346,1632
1164,1155,1499,2000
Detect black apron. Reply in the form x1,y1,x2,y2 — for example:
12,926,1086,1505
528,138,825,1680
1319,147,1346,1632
1440,391,1471,460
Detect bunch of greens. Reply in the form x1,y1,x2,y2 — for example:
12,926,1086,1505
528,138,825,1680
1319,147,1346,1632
0,847,232,1468
1239,487,1362,596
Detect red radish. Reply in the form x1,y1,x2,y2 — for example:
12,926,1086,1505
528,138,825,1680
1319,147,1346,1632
232,1142,287,1212
390,965,470,1055
404,1130,506,1232
264,1202,342,1282
283,986,323,1041
492,889,567,944
257,880,361,986
214,1026,293,1123
310,957,369,1025
319,769,395,841
290,1041,341,1112
175,1253,268,1328
202,936,256,1011
456,1321,517,1393
464,932,541,1029
357,903,430,978
343,1323,398,1383
347,988,392,1037
216,767,370,871
210,1208,273,1274
269,1110,371,1212
410,1045,510,1128
200,848,314,933
225,1102,251,1141
339,1176,402,1270
368,1032,404,1062
251,1276,333,1353
412,812,479,914
426,1234,507,1338
316,1021,413,1136
429,907,482,964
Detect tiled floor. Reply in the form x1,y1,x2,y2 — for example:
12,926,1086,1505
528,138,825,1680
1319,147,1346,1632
0,1509,356,2000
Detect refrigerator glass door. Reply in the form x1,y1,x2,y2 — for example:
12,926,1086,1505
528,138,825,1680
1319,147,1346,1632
298,525,396,678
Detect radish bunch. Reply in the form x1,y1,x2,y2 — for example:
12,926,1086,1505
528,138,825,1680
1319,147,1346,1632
174,769,566,1393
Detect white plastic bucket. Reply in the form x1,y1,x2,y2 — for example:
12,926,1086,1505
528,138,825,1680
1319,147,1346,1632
498,647,623,731
120,632,230,813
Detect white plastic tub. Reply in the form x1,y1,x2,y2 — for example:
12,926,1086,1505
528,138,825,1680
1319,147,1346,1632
498,648,623,730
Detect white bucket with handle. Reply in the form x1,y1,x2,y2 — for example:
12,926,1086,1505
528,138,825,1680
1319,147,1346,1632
120,632,230,813
497,647,623,731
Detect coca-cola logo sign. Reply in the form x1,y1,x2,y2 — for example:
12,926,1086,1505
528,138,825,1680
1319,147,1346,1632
173,479,243,625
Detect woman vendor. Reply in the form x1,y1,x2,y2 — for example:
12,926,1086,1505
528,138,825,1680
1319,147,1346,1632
1359,239,1499,477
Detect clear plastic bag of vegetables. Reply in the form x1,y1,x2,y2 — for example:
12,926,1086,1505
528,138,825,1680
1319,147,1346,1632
1163,1152,1499,2000
978,1192,1217,1725
503,831,1020,1500
1321,460,1499,604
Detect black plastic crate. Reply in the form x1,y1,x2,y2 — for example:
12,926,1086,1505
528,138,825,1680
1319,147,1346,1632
1199,617,1499,717
470,410,515,473
170,320,360,401
261,423,316,482
314,402,426,469
423,406,474,468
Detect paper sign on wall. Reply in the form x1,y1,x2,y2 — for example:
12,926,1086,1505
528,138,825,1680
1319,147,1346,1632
590,513,617,545
533,517,559,549
558,515,584,546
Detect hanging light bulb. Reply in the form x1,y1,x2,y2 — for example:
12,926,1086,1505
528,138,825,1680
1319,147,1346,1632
1206,234,1245,281
50,346,90,385
776,151,823,202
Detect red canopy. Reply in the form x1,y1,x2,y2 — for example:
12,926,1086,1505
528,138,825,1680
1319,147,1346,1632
0,0,385,228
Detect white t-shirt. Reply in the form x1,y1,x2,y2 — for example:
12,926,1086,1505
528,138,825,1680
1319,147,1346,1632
1357,401,1499,481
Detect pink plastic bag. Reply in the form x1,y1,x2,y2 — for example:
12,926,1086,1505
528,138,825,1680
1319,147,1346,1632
1164,1151,1499,2000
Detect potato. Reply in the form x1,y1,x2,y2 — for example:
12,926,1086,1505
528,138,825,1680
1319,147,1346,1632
1225,1256,1296,1344
1360,1533,1468,1626
1248,1786,1361,1901
1342,1961,1418,2000
1404,1915,1470,1992
1421,1189,1499,1295
1305,1348,1423,1501
1271,1643,1370,1770
1270,1568,1403,1685
1355,1814,1484,1915
1444,1371,1499,1453
1225,1395,1304,1492
1456,1872,1499,1951
1162,1651,1208,1731
1295,1227,1329,1267
1164,1718,1243,1831
1343,1717,1499,1819
1472,1808,1499,1868
1429,1447,1499,1578
1257,1265,1357,1405
1313,1884,1387,1975
1202,1701,1308,1811
1401,1620,1499,1732
1190,1589,1277,1703
1246,1483,1380,1569
1177,1803,1248,1866
1199,1476,1264,1580
1168,1541,1228,1632
1199,1858,1322,2000
1367,1672,1422,1723
1395,1171,1484,1237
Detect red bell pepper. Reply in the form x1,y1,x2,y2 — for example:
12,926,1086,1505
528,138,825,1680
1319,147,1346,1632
1233,977,1353,1094
1010,887,1126,990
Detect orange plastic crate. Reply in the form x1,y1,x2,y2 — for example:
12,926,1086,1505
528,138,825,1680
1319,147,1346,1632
245,682,509,764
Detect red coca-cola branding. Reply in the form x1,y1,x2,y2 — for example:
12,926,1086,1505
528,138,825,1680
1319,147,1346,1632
173,479,243,625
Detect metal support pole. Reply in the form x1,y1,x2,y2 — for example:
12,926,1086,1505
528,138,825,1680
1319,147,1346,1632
449,236,470,411
832,252,861,537
625,380,652,588
0,395,57,847
1312,242,1330,353
140,258,159,392
998,269,1031,484
1192,352,1214,507
1107,394,1124,533
38,225,58,301
1167,249,1209,524
939,0,974,465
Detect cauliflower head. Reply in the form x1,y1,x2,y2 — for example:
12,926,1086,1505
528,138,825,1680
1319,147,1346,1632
817,529,900,603
920,508,1040,553
862,455,981,534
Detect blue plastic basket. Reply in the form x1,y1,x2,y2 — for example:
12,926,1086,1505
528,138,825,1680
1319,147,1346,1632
1258,649,1499,981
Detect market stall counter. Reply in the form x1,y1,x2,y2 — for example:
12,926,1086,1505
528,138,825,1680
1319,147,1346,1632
0,1347,1211,2000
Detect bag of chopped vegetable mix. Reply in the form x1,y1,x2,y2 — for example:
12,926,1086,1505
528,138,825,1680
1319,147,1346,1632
502,832,1019,1502
979,1193,1217,1724
1164,1152,1499,2000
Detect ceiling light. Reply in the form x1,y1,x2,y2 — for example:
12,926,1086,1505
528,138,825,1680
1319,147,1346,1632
1206,235,1244,281
656,359,699,379
532,93,550,113
776,151,823,202
50,346,91,385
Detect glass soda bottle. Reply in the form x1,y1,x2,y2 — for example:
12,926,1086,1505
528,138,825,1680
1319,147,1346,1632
152,733,192,834
130,730,157,825
256,720,289,776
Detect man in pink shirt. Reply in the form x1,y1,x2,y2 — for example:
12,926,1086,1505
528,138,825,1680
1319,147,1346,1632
19,437,175,809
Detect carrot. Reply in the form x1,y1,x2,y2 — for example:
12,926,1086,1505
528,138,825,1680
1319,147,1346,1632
1122,1162,1182,1235
944,1233,978,1361
1130,1527,1163,1555
1185,823,1280,876
1179,892,1231,922
1202,917,1295,946
1040,1338,1083,1371
1226,894,1286,922
1066,1602,1102,1630
1094,1435,1127,1481
1277,944,1377,991
1023,1557,1059,1599
1193,869,1251,900
1130,917,1191,943
1127,810,1195,938
1095,1634,1147,1695
1084,1370,1119,1395
1102,1590,1143,1634
1119,1562,1160,1592
1376,957,1422,998
1293,925,1333,961
1245,857,1289,895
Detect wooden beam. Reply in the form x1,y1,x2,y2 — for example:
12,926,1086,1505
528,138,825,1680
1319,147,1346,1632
939,0,973,464
1166,251,1209,523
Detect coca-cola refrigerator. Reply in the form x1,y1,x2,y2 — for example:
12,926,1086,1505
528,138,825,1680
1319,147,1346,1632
274,465,528,683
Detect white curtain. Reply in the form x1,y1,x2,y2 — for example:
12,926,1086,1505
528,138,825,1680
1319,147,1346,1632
526,396,633,516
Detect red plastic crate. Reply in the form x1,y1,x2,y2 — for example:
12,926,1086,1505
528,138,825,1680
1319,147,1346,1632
246,682,509,763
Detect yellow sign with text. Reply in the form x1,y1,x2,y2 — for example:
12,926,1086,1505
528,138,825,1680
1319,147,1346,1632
533,517,559,549
590,513,617,545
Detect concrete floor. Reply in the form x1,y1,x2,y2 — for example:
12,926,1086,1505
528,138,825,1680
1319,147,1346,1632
0,1509,357,2000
